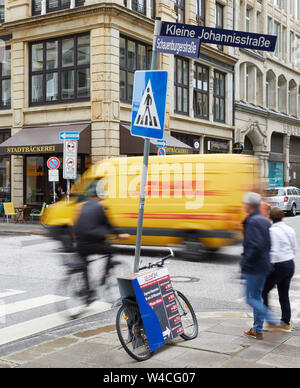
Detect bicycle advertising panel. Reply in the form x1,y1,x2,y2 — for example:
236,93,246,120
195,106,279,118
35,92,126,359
118,268,183,352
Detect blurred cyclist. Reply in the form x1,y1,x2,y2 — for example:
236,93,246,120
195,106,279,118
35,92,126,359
73,185,129,305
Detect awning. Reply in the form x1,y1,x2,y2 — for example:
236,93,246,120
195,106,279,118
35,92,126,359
120,124,193,155
0,123,91,155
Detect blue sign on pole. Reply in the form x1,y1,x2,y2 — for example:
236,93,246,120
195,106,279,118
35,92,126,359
155,36,200,58
131,71,168,140
160,22,277,52
59,132,80,141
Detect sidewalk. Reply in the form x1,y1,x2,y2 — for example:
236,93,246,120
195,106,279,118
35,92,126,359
1,311,300,368
0,222,45,235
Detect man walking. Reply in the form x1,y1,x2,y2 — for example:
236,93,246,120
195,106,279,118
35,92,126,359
241,192,277,340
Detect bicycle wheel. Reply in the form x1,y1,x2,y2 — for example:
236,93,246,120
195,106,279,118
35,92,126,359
56,270,87,320
175,290,198,340
116,303,152,362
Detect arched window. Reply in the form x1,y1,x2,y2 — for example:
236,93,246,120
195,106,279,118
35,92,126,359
288,79,297,116
266,70,276,109
278,75,287,113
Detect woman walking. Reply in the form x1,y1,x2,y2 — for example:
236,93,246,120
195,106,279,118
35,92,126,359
262,207,297,332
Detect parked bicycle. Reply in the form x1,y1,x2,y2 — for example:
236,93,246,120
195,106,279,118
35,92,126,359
116,249,198,361
56,249,131,320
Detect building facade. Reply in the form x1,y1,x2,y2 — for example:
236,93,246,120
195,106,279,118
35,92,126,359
0,0,238,207
235,0,300,187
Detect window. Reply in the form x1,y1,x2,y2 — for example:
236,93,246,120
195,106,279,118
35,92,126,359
32,0,84,15
267,17,272,35
197,0,205,26
131,0,146,15
214,70,225,122
193,64,209,119
266,80,269,108
0,0,4,22
290,31,295,65
246,8,251,32
275,0,281,7
174,57,189,115
274,22,280,58
29,34,90,106
256,12,261,34
120,36,152,103
216,3,224,50
246,65,250,101
296,36,300,68
0,47,11,109
282,27,286,61
175,0,185,23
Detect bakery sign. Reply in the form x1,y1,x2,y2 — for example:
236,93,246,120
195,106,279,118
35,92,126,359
6,145,56,154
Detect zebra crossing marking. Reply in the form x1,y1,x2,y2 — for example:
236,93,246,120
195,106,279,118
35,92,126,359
0,301,112,347
3,295,69,316
0,290,26,298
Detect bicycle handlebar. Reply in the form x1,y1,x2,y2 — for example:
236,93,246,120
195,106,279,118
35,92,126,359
139,248,175,271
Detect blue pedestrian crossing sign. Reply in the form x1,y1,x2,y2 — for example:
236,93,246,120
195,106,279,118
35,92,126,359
131,71,168,140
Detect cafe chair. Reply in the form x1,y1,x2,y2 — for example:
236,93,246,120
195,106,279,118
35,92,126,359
30,202,47,223
3,202,16,223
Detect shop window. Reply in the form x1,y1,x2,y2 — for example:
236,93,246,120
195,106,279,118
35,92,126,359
26,156,45,204
290,136,300,155
29,34,90,106
174,56,189,115
174,0,185,23
213,70,225,122
193,63,209,119
0,47,11,109
32,0,84,15
0,130,11,203
120,36,152,103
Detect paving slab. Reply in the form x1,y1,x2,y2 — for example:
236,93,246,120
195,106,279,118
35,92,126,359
174,331,246,355
259,353,300,368
223,359,274,368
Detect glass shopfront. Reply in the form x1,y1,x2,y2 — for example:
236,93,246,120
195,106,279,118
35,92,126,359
0,130,11,203
25,154,89,205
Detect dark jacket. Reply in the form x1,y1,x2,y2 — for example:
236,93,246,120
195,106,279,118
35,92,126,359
241,210,272,275
74,199,115,244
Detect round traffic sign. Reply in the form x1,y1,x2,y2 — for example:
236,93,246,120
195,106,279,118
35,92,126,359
47,157,60,170
66,141,76,152
157,147,166,156
66,157,75,168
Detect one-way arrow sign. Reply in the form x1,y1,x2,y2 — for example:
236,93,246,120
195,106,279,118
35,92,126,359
60,132,80,141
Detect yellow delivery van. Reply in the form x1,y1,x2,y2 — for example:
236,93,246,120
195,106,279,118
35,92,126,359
41,154,261,253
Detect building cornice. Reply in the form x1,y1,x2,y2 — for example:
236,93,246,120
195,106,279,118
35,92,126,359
235,101,300,126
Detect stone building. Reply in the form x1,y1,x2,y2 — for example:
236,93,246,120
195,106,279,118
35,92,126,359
0,0,237,207
235,0,300,187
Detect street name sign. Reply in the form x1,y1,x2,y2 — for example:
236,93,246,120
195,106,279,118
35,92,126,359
131,70,168,140
63,140,78,180
160,21,277,52
155,36,200,58
60,132,80,141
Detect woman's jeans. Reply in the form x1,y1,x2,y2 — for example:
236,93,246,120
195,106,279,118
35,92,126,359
262,261,295,325
243,273,277,334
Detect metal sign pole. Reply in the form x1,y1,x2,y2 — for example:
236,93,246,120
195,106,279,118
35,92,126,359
133,17,162,273
67,179,70,202
53,182,56,203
